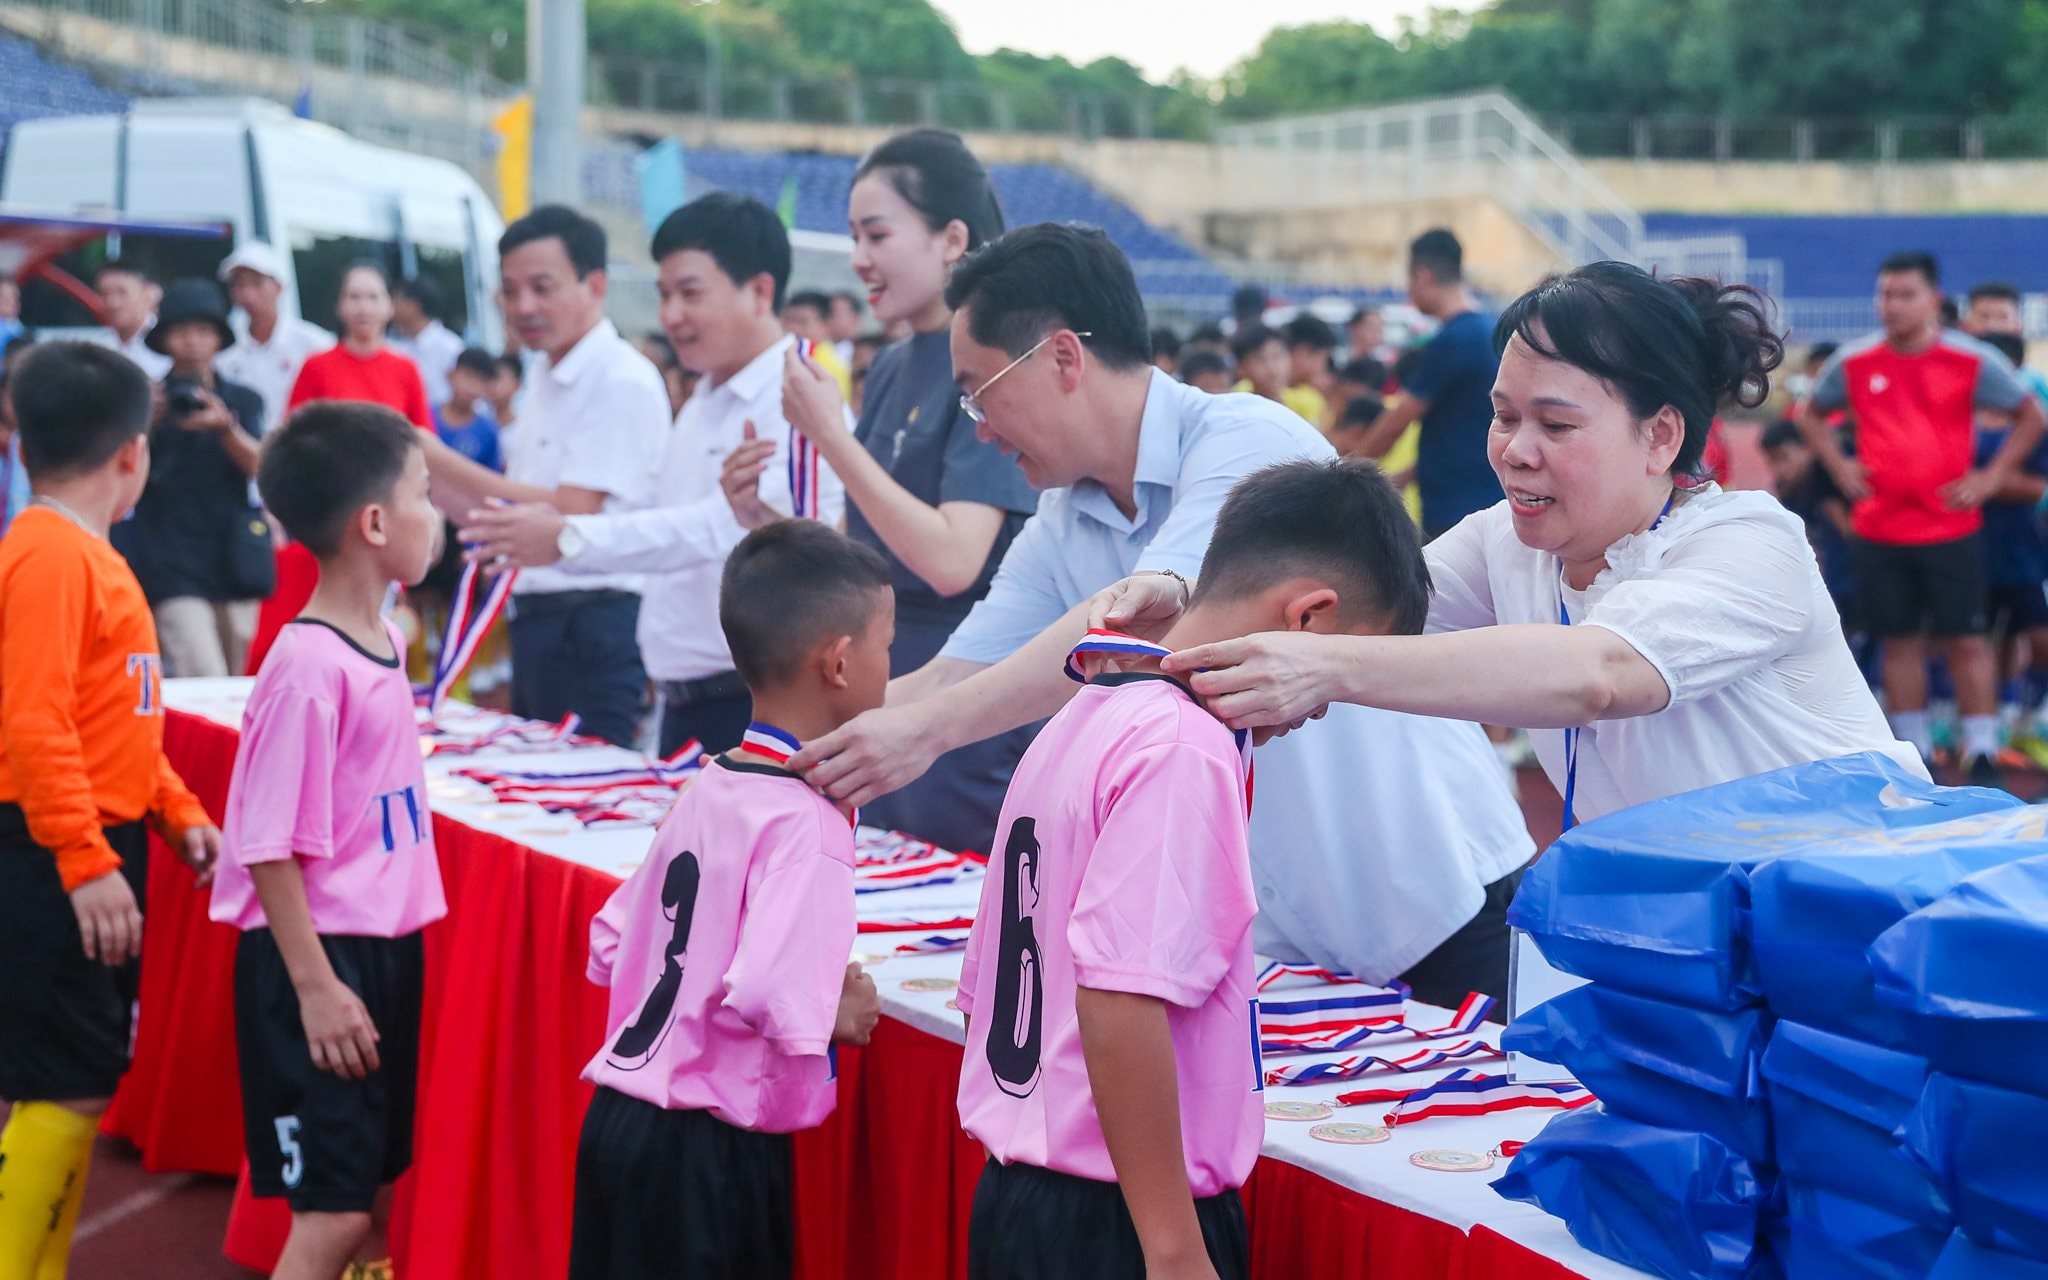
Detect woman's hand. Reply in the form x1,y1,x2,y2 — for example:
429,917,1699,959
782,345,853,454
719,421,782,531
1162,632,1342,732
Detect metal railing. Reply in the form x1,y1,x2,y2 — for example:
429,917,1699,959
1548,113,2048,164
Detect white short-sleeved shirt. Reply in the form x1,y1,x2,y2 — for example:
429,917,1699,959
1426,485,1928,824
938,369,1536,980
560,335,846,684
219,314,336,431
504,319,672,598
389,319,467,408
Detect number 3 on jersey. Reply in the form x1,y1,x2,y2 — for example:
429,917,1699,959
607,851,701,1069
985,817,1044,1098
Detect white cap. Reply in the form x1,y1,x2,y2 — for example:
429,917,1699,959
216,241,291,285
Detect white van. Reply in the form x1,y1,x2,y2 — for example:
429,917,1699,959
0,97,504,348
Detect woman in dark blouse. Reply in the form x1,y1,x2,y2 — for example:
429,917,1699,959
724,130,1038,855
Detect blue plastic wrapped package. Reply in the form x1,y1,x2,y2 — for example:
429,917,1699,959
1872,854,2048,1098
1493,1104,1778,1280
1928,1233,2048,1280
1503,983,1772,1161
1761,1022,1948,1227
1902,1073,2048,1260
1750,818,2046,1049
1778,1182,1951,1280
1508,752,2015,1011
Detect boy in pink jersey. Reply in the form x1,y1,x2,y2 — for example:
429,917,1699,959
211,403,446,1280
957,458,1432,1280
570,519,888,1280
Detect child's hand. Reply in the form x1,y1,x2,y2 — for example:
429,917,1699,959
833,962,880,1046
181,824,222,888
70,871,143,965
301,978,382,1079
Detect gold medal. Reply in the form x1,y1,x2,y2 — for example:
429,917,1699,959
1409,1149,1495,1172
901,976,958,993
1264,1100,1334,1122
1309,1122,1390,1145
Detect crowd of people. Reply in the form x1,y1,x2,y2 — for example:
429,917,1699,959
0,118,2041,1280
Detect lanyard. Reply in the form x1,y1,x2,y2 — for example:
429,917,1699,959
1264,1038,1503,1087
1260,990,1498,1056
1334,1068,1596,1126
422,560,516,712
786,340,820,519
1066,629,1256,813
1555,491,1674,833
741,720,859,828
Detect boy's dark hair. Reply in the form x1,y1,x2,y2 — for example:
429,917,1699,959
1336,392,1386,429
1969,281,2021,306
1336,355,1387,389
651,192,793,310
496,353,524,384
1760,418,1804,453
499,204,607,279
1231,323,1284,364
453,347,499,380
1879,251,1939,287
1410,229,1464,284
1188,322,1227,348
1178,349,1229,384
1805,341,1839,367
1191,457,1431,635
258,402,421,557
1979,331,2027,368
1150,325,1182,361
785,289,831,318
93,259,150,287
720,520,894,690
1284,313,1338,353
944,224,1150,371
395,275,446,321
9,341,153,478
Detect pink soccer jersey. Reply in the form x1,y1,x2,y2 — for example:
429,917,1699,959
211,620,447,937
955,673,1263,1198
583,756,857,1132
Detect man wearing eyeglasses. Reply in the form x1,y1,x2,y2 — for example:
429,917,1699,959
791,223,1534,1011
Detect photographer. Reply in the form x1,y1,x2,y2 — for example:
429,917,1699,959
111,278,270,677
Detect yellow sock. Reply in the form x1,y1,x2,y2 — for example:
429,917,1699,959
0,1102,97,1280
29,1169,83,1280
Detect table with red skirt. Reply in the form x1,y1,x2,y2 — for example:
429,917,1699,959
106,683,1641,1279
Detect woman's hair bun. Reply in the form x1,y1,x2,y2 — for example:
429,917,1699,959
1666,276,1784,411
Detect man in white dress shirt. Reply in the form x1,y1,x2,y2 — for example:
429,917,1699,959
424,205,670,747
91,261,170,379
389,275,467,408
215,241,334,431
462,193,845,755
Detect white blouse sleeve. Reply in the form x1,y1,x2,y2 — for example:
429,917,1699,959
1422,509,1499,634
1581,509,1815,706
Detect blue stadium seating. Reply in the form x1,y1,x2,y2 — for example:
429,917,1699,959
0,35,129,140
1644,212,2048,300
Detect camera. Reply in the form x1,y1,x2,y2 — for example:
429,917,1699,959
167,381,208,417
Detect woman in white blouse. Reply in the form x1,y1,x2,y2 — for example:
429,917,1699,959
1094,261,1924,827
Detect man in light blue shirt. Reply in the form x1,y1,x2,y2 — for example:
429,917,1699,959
795,225,1533,999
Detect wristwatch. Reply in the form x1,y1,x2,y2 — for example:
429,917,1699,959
555,519,588,563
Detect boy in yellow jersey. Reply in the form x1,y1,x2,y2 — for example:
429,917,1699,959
0,342,221,1280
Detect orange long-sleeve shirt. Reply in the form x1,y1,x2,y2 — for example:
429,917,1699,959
0,505,211,890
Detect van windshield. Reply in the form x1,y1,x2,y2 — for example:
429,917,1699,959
17,231,233,329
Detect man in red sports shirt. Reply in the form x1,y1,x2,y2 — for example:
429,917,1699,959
1800,251,2047,786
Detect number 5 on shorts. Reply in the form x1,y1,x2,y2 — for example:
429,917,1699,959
275,1116,304,1188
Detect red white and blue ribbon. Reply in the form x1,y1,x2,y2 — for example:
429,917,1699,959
787,340,821,519
1335,1069,1596,1127
1256,962,1381,991
420,560,516,712
856,913,977,934
855,849,985,895
424,712,583,757
856,829,950,865
1260,990,1498,1055
742,721,801,765
1263,1038,1504,1087
893,933,971,955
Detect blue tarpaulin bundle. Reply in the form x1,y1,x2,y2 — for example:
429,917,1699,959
1927,1233,2048,1280
1872,853,2048,1098
1903,1073,2048,1260
1777,1183,1951,1280
1760,1022,1948,1227
1504,983,1773,1161
1493,1105,1780,1280
1507,752,2015,1011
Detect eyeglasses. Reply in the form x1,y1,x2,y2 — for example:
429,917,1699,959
959,331,1091,425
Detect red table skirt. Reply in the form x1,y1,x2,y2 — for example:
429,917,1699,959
124,708,1579,1279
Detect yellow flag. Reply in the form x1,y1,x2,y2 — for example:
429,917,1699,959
492,96,533,220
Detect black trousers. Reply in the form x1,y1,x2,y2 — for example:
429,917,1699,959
967,1159,1249,1280
658,692,753,759
1397,864,1527,1012
508,590,647,748
568,1087,793,1280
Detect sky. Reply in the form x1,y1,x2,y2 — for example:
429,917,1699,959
927,0,1442,81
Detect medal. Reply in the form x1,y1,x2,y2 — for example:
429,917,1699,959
901,976,958,993
1310,1122,1389,1145
1264,1100,1333,1122
1410,1149,1495,1172
1065,629,1255,812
